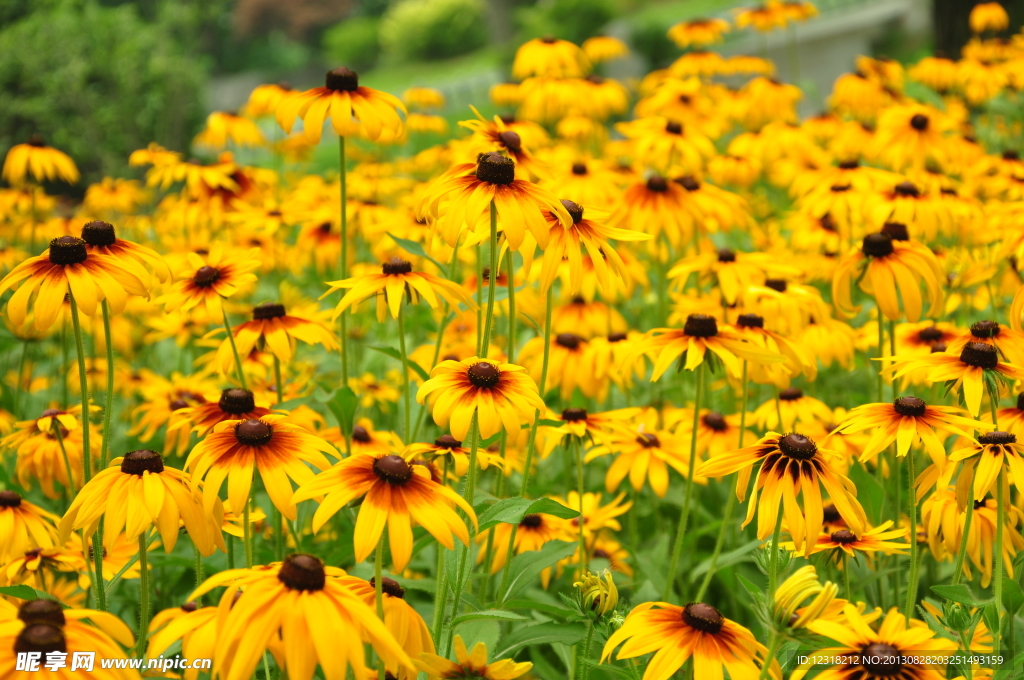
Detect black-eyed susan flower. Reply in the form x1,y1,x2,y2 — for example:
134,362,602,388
668,248,798,306
947,319,1024,367
159,243,261,317
870,104,954,171
517,331,600,400
417,634,532,680
242,81,295,118
698,432,868,555
186,414,337,520
512,37,589,79
668,17,731,47
950,431,1024,501
1,406,100,499
172,387,272,436
731,312,817,387
582,35,628,63
0,236,147,332
323,257,474,322
79,220,169,285
479,511,569,578
404,433,504,478
417,357,544,441
970,2,1009,32
673,409,756,459
799,521,910,563
146,601,218,680
294,452,476,571
585,425,699,498
194,111,266,150
1,135,79,186
0,490,58,563
276,67,406,143
213,301,338,374
602,601,774,680
190,555,414,680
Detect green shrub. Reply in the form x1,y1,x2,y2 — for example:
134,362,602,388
517,0,618,46
629,15,678,70
323,16,382,72
0,0,207,184
379,0,487,62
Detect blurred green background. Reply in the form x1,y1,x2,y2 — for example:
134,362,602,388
1,0,1020,184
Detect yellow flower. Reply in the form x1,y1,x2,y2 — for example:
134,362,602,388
159,243,261,317
417,635,532,680
667,18,731,48
194,111,267,150
574,569,618,616
512,37,589,79
970,2,1009,33
1,135,79,185
582,35,628,63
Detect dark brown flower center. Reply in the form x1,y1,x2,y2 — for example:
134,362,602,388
40,408,61,418
181,601,199,613
560,199,584,224
219,388,256,414
822,504,841,524
831,529,857,544
1017,392,1024,411
894,181,920,197
235,419,273,446
678,175,701,191
476,152,515,185
978,431,1016,445
860,642,903,676
736,313,764,328
556,333,583,349
434,434,462,449
893,396,926,417
970,320,1001,338
351,425,371,443
917,326,944,342
193,265,220,288
373,455,413,485
370,576,406,599
765,279,787,292
717,248,736,263
960,341,998,369
48,236,87,266
520,514,543,528
637,432,660,448
120,450,165,475
831,183,852,193
325,67,359,91
0,490,22,508
608,332,628,342
82,220,116,247
15,624,66,656
571,162,588,175
498,130,522,153
684,314,718,338
838,159,860,169
682,603,724,634
779,388,802,401
1004,150,1020,160
27,134,46,147
562,407,588,422
778,433,817,460
253,302,286,320
665,120,683,135
862,232,894,258
881,222,909,242
819,213,838,232
702,412,727,431
467,361,500,388
383,257,412,275
910,114,929,131
18,599,65,626
646,175,668,192
278,554,327,591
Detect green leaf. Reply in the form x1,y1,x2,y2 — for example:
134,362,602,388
1003,578,1024,616
847,461,886,521
477,497,579,532
504,599,573,619
918,607,959,642
0,585,65,606
368,346,430,381
501,540,578,601
494,621,586,659
452,610,530,627
983,601,1000,642
317,386,359,437
538,419,564,428
688,539,761,580
932,583,990,607
388,232,447,272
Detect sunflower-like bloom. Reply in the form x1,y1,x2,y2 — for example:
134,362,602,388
735,3,789,31
612,175,699,248
668,17,731,47
793,605,956,680
889,343,1024,416
458,107,546,180
480,511,569,577
798,521,909,563
516,332,600,400
58,450,225,555
582,35,628,63
159,243,261,317
242,82,295,117
292,452,476,571
616,117,715,174
146,602,219,680
627,314,783,380
172,387,272,437
1,135,79,185
831,396,986,466
194,111,266,149
404,433,505,477
418,634,532,680
0,599,137,679
1,406,99,499
512,37,589,79
186,414,338,520
585,425,700,498
731,312,817,387
950,431,1024,501
668,249,799,306
970,2,1009,32
322,257,474,322
214,301,338,374
419,152,570,251
602,601,775,680
0,490,58,563
832,231,944,322
417,357,544,441
698,432,867,555
869,104,953,171
947,319,1024,367
344,576,434,680
0,236,147,332
276,67,406,143
189,555,414,680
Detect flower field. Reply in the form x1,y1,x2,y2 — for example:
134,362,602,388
3,1,1024,679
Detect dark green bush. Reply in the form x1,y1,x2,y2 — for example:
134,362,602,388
629,15,679,70
379,0,488,62
323,16,382,72
0,0,207,184
516,0,617,45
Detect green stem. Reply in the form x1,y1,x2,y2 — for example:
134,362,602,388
273,355,284,405
243,493,253,569
904,450,920,622
757,633,782,680
876,305,885,403
843,552,851,600
52,422,76,498
375,535,386,680
575,436,587,573
136,533,150,657
398,305,412,443
578,620,595,680
100,300,114,469
276,508,285,562
991,387,1004,653
481,201,498,355
339,136,349,385
92,530,106,611
664,361,705,601
227,533,235,570
952,474,976,585
193,541,204,606
445,413,480,655
68,293,92,483
432,456,452,644
506,249,517,362
14,339,28,418
221,305,247,390
767,509,784,606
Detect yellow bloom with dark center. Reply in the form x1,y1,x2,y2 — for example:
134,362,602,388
276,67,406,143
404,433,505,477
1,406,100,499
832,396,985,465
417,357,544,441
292,452,476,571
668,248,798,306
617,117,715,174
970,2,1009,32
78,219,169,288
586,425,701,498
793,605,956,680
602,601,775,680
58,450,225,555
950,430,1024,501
194,111,266,150
189,555,414,680
512,37,589,79
186,414,338,520
2,135,79,185
582,35,628,63
672,408,756,459
243,82,295,118
517,331,600,400
458,107,546,180
161,243,261,318
947,319,1024,367
478,511,569,577
171,387,272,437
832,231,944,322
146,601,219,680
731,312,817,387
793,521,910,563
668,18,731,48
344,576,435,680
0,490,58,563
0,236,147,332
869,104,953,171
698,432,868,555
213,300,338,374
417,634,532,680
323,257,474,322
